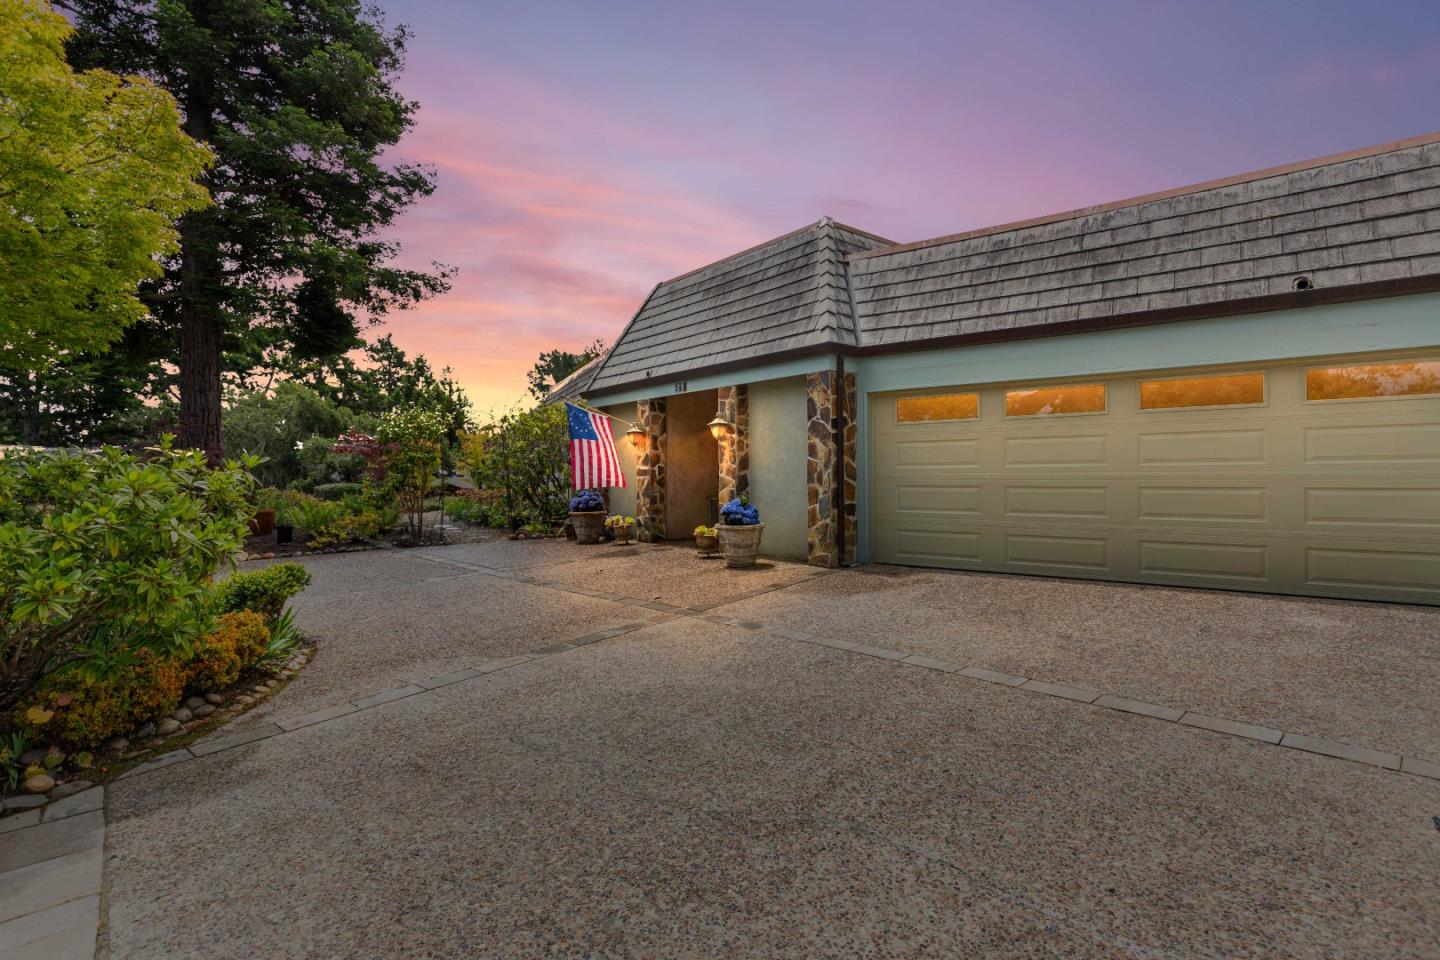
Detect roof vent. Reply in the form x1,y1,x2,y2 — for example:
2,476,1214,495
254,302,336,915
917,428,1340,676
1293,275,1314,291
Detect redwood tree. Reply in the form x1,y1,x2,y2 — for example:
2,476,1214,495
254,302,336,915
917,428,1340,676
66,0,451,457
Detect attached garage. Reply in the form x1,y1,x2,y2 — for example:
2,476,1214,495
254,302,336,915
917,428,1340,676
583,132,1440,598
871,354,1440,604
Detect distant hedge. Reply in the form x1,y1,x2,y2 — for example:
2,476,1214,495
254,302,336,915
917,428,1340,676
313,482,363,501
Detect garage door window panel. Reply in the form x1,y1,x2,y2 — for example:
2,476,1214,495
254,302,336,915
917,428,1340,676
1306,359,1440,402
1139,371,1266,411
1005,384,1107,417
897,393,979,423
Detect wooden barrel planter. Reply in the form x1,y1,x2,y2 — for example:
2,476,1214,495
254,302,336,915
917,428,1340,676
570,511,605,544
716,523,764,568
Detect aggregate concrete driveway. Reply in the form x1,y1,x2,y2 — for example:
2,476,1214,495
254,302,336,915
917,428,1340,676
101,542,1440,959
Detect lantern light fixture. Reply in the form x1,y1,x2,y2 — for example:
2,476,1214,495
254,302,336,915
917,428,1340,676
706,416,732,440
624,423,646,447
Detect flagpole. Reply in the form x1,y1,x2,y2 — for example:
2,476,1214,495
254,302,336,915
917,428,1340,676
565,398,641,433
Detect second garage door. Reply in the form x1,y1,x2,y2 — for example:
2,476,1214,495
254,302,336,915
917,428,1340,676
869,354,1440,604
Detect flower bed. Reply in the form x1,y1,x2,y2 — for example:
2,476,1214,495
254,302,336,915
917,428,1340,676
0,442,317,813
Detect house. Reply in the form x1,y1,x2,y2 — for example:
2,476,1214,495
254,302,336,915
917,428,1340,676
580,133,1440,605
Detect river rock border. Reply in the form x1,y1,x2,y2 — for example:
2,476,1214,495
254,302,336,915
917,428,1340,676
0,647,314,824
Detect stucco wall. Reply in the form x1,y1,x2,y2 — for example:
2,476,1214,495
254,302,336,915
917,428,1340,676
601,402,639,518
747,377,808,560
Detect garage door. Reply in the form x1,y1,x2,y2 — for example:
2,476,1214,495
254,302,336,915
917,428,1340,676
870,355,1440,604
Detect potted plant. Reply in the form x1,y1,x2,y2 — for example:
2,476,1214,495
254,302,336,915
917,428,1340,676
605,514,636,544
569,490,606,544
272,498,295,545
248,507,276,537
715,495,763,568
693,524,719,557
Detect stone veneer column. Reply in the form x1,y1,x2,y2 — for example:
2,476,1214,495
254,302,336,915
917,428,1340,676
716,385,749,505
842,372,857,565
805,371,858,568
806,371,838,567
635,398,666,542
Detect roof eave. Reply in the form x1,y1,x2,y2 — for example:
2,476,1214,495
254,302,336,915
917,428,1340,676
580,275,1440,396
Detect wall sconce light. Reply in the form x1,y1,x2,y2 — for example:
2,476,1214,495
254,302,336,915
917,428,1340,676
706,416,732,440
624,423,646,448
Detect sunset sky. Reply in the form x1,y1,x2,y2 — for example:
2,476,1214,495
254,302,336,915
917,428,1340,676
370,0,1440,415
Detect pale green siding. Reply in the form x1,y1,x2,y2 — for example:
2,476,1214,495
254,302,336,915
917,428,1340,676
747,377,809,560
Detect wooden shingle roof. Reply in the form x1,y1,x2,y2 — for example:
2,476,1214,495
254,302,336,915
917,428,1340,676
847,132,1440,348
585,133,1440,395
541,354,604,406
585,219,893,393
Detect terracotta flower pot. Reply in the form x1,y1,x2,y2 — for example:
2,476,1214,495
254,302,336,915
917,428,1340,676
570,511,605,544
716,523,764,568
249,508,276,536
694,533,719,555
612,523,634,544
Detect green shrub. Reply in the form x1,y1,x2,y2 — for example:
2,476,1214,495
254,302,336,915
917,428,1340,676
16,648,188,749
1,731,30,791
127,651,188,724
188,611,269,691
310,505,396,546
314,482,363,501
444,494,506,527
376,407,447,541
287,496,344,535
0,441,256,715
470,404,570,524
257,609,304,667
217,563,312,623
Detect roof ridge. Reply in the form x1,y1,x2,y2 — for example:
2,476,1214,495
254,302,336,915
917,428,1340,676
850,130,1440,261
810,219,846,339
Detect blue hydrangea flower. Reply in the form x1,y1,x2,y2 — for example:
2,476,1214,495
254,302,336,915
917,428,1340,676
719,497,761,525
569,490,605,512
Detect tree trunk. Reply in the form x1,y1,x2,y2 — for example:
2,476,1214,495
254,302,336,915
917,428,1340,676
17,371,41,446
176,72,221,460
177,226,222,459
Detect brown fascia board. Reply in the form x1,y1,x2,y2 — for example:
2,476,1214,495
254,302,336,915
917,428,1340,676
580,274,1440,397
849,131,1440,262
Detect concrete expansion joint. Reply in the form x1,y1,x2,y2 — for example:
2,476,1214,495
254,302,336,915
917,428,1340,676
110,555,836,783
115,619,669,782
765,626,1440,784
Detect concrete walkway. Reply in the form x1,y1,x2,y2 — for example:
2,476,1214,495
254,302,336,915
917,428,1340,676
85,543,1440,957
0,787,105,960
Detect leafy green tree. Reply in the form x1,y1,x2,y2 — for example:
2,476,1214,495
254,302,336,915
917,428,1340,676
374,407,447,542
0,0,210,367
67,0,453,458
221,382,364,488
474,404,571,525
0,346,154,447
285,334,470,442
527,339,605,400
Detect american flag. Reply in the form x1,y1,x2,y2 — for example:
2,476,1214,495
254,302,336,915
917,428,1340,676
565,402,627,490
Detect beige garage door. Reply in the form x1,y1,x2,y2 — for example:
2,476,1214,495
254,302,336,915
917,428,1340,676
870,354,1440,604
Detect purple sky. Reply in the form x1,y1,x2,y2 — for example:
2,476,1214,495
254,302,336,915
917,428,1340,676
371,0,1440,411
